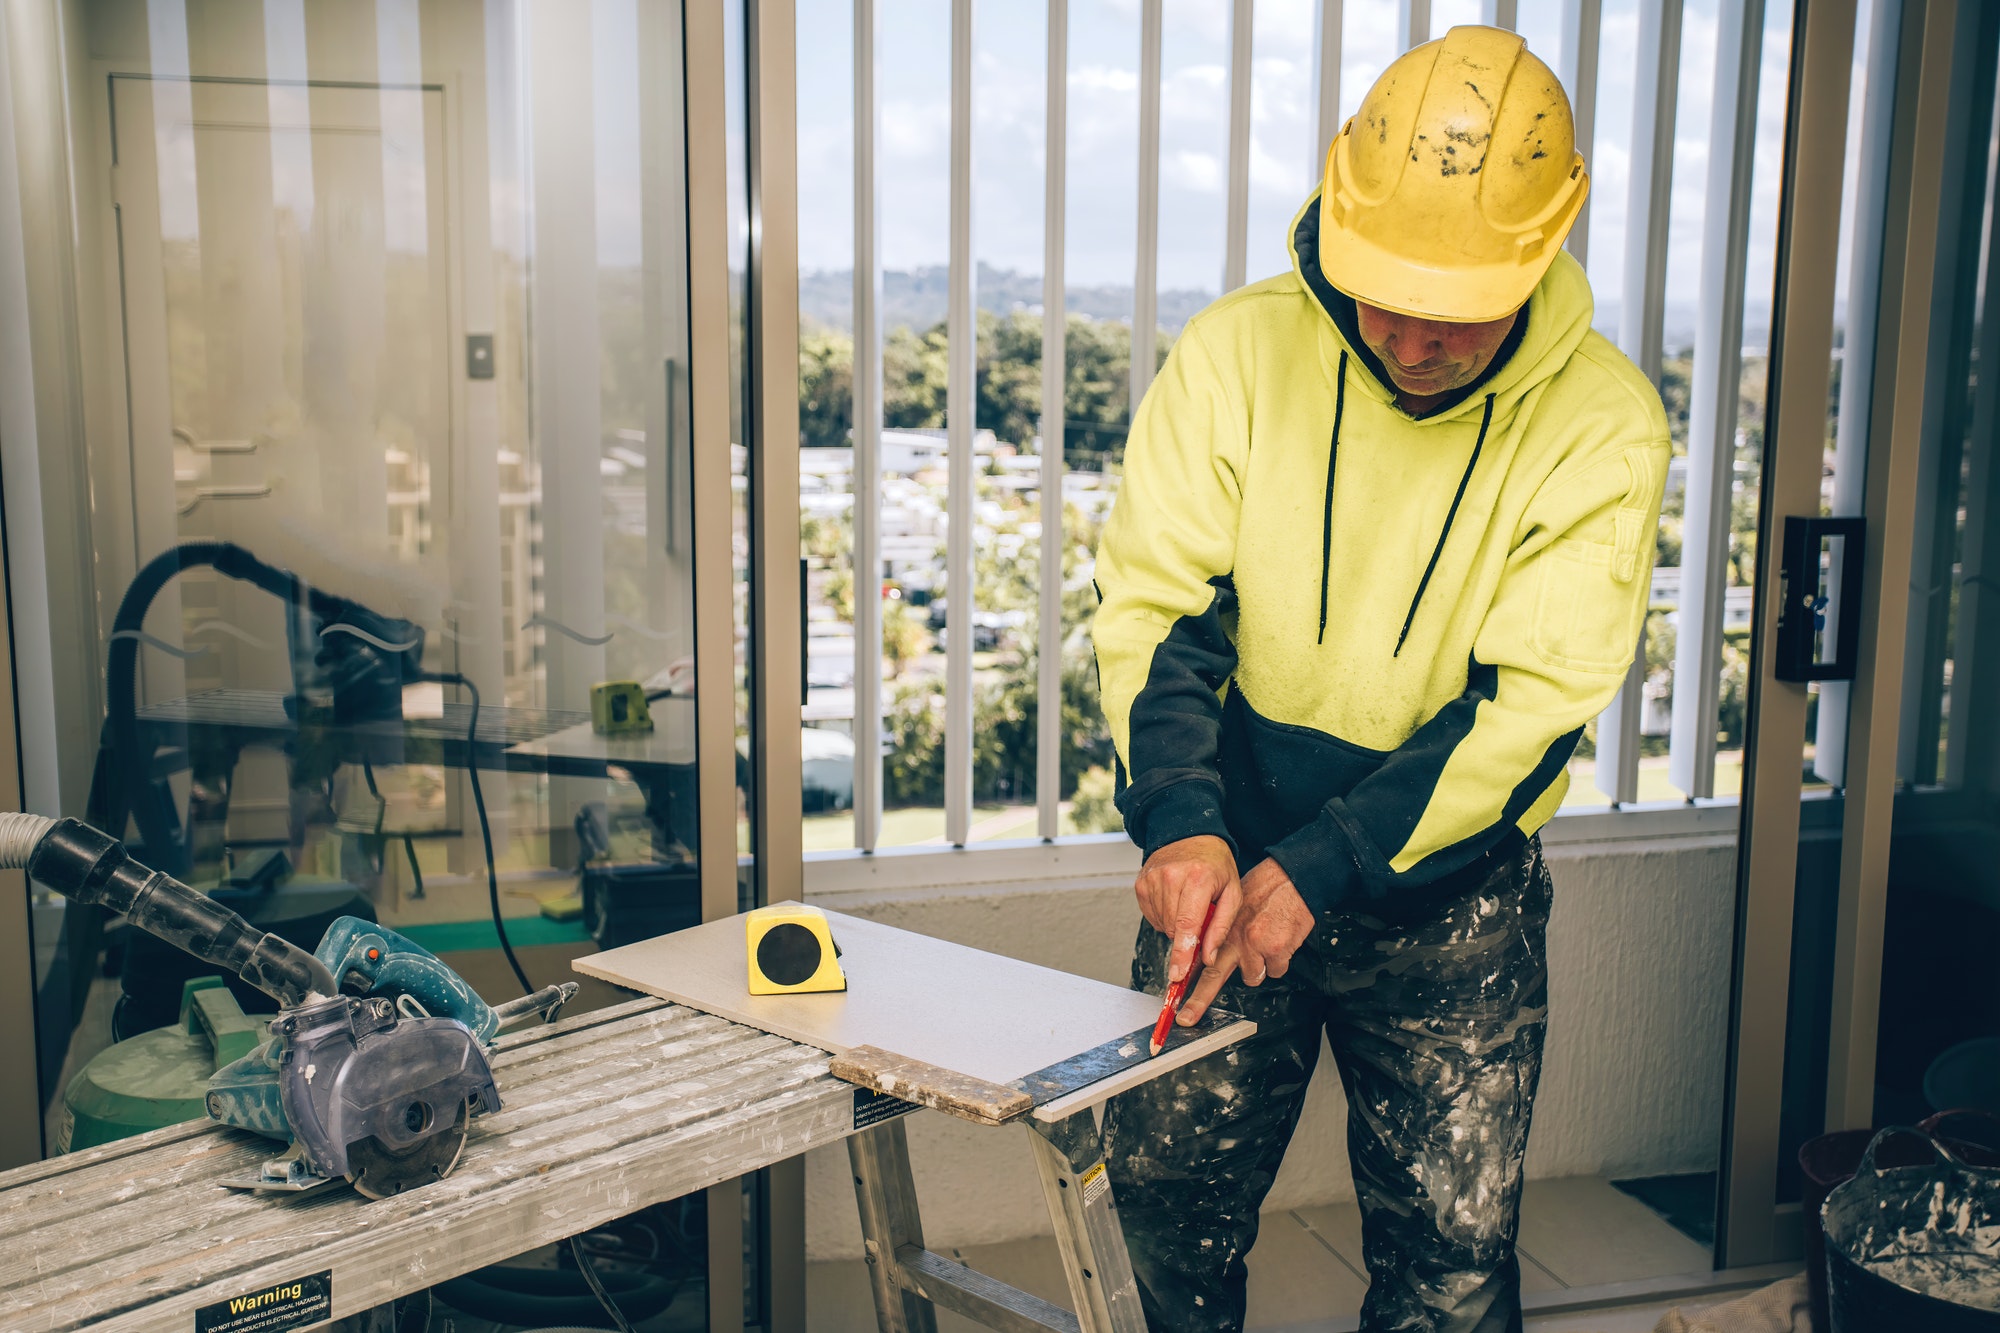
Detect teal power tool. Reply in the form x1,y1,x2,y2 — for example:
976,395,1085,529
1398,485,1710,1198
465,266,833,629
8,813,574,1198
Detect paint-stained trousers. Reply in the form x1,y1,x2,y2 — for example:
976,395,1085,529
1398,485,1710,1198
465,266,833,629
1102,836,1552,1333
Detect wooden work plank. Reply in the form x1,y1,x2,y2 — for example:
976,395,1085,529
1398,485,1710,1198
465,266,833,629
9,1054,844,1326
576,910,1254,1122
487,1000,706,1075
0,1016,772,1248
0,1026,812,1289
2,1035,844,1323
0,1131,269,1237
6,1068,835,1320
0,1116,217,1191
0,999,667,1207
83,1071,854,1333
0,1026,807,1277
0,1008,737,1240
476,1026,795,1128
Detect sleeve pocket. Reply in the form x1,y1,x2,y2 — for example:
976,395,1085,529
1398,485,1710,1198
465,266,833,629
1530,537,1645,673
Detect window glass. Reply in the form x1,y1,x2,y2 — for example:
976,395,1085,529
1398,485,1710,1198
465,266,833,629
11,1,724,1318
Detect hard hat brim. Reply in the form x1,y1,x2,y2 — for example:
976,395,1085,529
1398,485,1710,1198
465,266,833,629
1317,137,1590,325
1317,235,1551,325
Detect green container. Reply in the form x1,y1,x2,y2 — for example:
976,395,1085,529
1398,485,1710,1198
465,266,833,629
58,977,264,1153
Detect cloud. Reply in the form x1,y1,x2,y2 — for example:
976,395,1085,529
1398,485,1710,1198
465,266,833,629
797,0,1820,347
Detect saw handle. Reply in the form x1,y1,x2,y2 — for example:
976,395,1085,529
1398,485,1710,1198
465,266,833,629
28,817,338,1006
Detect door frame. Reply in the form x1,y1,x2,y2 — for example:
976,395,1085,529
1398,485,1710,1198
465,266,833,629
1720,0,1958,1268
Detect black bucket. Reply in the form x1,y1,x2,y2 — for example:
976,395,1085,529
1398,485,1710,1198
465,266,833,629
1800,1112,2000,1331
1822,1127,2000,1332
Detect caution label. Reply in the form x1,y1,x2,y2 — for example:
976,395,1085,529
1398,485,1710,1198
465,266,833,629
193,1270,332,1333
1079,1161,1110,1205
852,1086,918,1130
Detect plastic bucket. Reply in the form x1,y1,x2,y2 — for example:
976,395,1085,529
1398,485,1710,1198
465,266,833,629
1799,1111,2000,1331
1801,1129,1880,1333
1822,1127,2000,1332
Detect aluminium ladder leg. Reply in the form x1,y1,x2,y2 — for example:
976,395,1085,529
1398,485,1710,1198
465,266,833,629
846,1111,1145,1333
1025,1111,1146,1333
847,1117,939,1333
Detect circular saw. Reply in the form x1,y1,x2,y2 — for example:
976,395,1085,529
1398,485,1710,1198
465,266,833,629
10,816,575,1198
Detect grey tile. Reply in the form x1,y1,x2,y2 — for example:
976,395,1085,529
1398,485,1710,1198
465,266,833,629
811,1178,1710,1333
1517,1177,1716,1290
812,1209,1373,1331
1294,1199,1563,1296
935,1234,1076,1317
1525,1298,1688,1331
807,1258,888,1333
811,1237,1073,1333
1245,1211,1367,1326
1291,1202,1368,1281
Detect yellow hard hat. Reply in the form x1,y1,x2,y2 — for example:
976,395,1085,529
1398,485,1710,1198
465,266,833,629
1317,25,1587,323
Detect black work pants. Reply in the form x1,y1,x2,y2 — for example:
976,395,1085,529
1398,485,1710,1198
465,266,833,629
1101,837,1552,1333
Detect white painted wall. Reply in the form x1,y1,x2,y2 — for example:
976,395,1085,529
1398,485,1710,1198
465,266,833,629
801,831,1737,1260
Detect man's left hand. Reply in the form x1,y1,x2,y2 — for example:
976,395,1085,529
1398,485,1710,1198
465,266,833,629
1178,858,1315,1025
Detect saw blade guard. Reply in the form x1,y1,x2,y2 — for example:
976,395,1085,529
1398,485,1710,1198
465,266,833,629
204,1037,292,1140
274,995,500,1182
316,916,502,1043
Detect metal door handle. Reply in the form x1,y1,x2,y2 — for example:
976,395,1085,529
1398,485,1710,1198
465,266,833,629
173,425,258,454
177,483,274,516
1776,515,1865,682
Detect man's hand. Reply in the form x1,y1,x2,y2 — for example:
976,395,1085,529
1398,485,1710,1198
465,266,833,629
1179,858,1315,1025
1134,835,1240,986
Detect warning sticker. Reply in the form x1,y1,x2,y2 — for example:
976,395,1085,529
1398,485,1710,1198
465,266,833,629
193,1270,332,1333
1079,1161,1110,1205
852,1086,919,1130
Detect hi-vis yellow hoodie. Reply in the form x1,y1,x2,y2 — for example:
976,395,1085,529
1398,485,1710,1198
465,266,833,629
1093,197,1671,918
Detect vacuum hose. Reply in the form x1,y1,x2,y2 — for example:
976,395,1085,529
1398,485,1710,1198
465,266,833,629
103,540,425,874
5,814,338,1006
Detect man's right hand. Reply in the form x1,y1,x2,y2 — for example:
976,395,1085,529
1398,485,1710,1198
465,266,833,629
1134,835,1241,986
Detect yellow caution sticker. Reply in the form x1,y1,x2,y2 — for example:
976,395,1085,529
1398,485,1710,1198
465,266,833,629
1080,1161,1110,1206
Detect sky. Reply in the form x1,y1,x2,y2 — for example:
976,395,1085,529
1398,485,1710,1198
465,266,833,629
794,0,1858,346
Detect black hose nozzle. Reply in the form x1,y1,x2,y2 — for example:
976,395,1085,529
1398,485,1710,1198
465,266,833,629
29,817,337,1006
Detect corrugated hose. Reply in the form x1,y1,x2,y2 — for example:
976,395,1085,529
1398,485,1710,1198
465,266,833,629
0,812,57,868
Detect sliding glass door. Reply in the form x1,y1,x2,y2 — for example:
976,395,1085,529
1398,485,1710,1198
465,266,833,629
1723,0,1970,1269
0,0,772,1326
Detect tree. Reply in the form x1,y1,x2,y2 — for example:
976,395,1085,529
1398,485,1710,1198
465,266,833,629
977,311,1046,450
882,597,932,678
799,320,853,448
885,325,950,429
1070,764,1122,834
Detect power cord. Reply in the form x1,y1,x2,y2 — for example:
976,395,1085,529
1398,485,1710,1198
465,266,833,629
568,1235,638,1333
402,835,425,900
418,674,630,1331
359,759,426,900
420,671,532,997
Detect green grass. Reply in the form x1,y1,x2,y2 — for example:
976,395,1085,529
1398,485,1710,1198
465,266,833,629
1561,751,1743,809
803,802,1093,850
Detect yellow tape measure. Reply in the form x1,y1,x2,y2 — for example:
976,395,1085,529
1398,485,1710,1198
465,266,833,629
745,903,847,995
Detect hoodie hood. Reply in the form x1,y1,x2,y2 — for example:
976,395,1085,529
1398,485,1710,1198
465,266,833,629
1288,190,1598,425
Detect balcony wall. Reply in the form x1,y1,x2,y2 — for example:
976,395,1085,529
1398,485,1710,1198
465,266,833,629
802,830,1737,1260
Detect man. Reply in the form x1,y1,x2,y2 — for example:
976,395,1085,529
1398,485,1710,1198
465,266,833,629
1092,26,1671,1333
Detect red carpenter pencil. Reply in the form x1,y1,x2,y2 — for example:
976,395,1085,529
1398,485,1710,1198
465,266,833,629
1149,896,1220,1056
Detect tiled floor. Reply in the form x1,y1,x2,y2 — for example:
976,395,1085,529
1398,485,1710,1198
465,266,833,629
806,1174,1721,1332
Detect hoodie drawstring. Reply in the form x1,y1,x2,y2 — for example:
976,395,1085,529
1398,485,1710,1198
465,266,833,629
1394,392,1496,657
1317,351,1348,645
